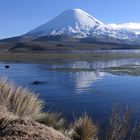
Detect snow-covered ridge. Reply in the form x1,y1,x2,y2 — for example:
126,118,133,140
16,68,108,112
26,9,140,40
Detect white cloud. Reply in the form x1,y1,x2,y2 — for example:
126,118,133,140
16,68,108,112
107,23,140,34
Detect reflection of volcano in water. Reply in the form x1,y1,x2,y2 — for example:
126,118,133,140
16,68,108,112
43,58,140,92
70,59,140,69
74,71,104,91
49,59,140,70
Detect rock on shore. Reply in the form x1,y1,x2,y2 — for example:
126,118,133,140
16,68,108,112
0,119,69,140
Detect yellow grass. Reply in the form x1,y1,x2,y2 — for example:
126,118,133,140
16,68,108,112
71,114,99,140
37,112,65,130
0,78,43,123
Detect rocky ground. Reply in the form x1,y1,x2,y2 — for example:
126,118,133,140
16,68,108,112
0,119,69,140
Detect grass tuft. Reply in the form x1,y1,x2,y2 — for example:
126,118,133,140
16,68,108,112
37,112,65,130
71,114,98,140
0,78,43,124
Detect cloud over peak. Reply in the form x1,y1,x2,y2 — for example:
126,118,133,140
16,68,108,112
107,23,140,34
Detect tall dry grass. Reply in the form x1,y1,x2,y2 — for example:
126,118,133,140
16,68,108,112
0,78,43,123
105,104,131,140
71,114,99,140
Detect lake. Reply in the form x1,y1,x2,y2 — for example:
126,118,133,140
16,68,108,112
1,57,140,126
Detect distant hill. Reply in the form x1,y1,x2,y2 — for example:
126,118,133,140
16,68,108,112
8,42,45,52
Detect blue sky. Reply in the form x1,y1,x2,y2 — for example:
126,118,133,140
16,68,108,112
1,0,140,39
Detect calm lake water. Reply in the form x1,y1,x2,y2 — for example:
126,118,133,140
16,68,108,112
1,57,140,125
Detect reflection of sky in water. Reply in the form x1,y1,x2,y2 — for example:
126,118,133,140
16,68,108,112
1,58,140,123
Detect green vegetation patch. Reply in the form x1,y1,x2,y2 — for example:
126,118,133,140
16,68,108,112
103,65,140,76
0,52,140,63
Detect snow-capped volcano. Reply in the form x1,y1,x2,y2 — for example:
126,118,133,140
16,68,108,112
26,9,139,41
27,8,104,38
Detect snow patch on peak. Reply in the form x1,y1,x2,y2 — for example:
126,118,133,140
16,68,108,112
27,8,103,38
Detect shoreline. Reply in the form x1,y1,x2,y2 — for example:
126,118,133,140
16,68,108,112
1,52,140,63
